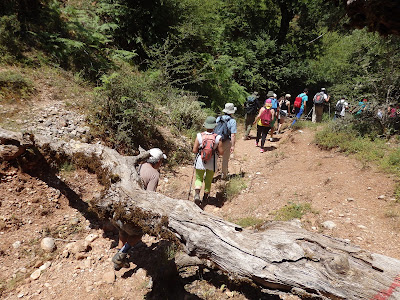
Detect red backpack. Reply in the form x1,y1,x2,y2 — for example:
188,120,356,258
260,108,272,126
294,95,303,108
199,133,217,162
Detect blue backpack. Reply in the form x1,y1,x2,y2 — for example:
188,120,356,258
214,116,231,141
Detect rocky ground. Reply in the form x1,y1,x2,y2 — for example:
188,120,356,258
1,70,400,299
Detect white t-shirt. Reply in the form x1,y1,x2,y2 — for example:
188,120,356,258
336,99,348,117
195,132,221,171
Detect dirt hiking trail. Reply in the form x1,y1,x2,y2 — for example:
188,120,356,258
159,124,400,260
1,107,400,299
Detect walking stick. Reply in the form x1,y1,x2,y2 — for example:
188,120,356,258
187,155,197,200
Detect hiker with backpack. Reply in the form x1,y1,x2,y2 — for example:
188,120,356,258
277,94,291,134
192,116,224,207
243,91,261,140
334,96,349,119
253,98,275,153
215,103,237,180
312,88,330,123
268,92,279,142
290,88,309,127
111,148,167,270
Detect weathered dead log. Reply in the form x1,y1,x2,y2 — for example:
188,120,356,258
2,127,400,299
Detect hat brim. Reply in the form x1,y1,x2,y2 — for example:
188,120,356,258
223,107,237,114
204,123,217,129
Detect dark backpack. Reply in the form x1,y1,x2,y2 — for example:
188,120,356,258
314,92,325,104
214,116,231,141
335,100,344,113
260,108,272,126
294,95,303,108
245,95,258,114
199,133,217,163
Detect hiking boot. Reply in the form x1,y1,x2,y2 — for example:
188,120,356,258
112,252,130,270
194,193,201,207
260,148,265,153
255,141,259,147
202,193,209,204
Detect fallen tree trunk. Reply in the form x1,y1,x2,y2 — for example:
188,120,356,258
2,127,400,299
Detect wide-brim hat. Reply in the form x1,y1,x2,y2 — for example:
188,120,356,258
203,116,217,129
223,103,237,114
149,148,167,160
267,91,274,98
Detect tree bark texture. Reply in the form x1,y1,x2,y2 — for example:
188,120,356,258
344,0,400,36
1,127,400,299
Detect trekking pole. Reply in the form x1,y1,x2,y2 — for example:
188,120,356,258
187,155,197,200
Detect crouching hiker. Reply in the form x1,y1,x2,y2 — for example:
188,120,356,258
111,148,166,270
192,116,224,208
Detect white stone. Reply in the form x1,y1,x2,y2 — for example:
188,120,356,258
85,234,98,243
30,269,41,280
322,221,336,230
39,261,52,271
346,198,354,202
13,241,22,249
378,195,386,200
40,237,56,252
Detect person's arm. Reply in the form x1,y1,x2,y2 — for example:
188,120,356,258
253,107,264,124
326,95,330,102
230,133,236,153
146,173,160,192
271,109,275,121
287,101,291,115
192,136,199,154
217,138,224,156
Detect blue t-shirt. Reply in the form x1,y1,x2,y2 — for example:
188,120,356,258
299,93,308,110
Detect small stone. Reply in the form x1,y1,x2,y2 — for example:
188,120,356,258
357,225,367,230
40,237,56,252
70,218,80,225
85,234,98,243
367,187,372,190
346,198,354,202
322,221,336,230
102,271,115,284
30,269,41,280
17,292,25,298
13,241,22,249
378,195,386,200
39,261,51,271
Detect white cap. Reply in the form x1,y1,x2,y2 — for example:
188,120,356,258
273,93,277,98
285,94,291,98
149,148,167,161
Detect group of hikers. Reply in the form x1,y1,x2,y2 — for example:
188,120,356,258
110,87,398,271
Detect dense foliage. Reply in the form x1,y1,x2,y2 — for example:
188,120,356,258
1,0,399,151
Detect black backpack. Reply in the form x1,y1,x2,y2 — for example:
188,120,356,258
214,116,231,141
335,100,344,113
245,95,258,114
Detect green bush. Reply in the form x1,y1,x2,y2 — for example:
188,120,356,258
273,202,314,221
0,15,23,63
91,67,163,154
225,176,247,200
